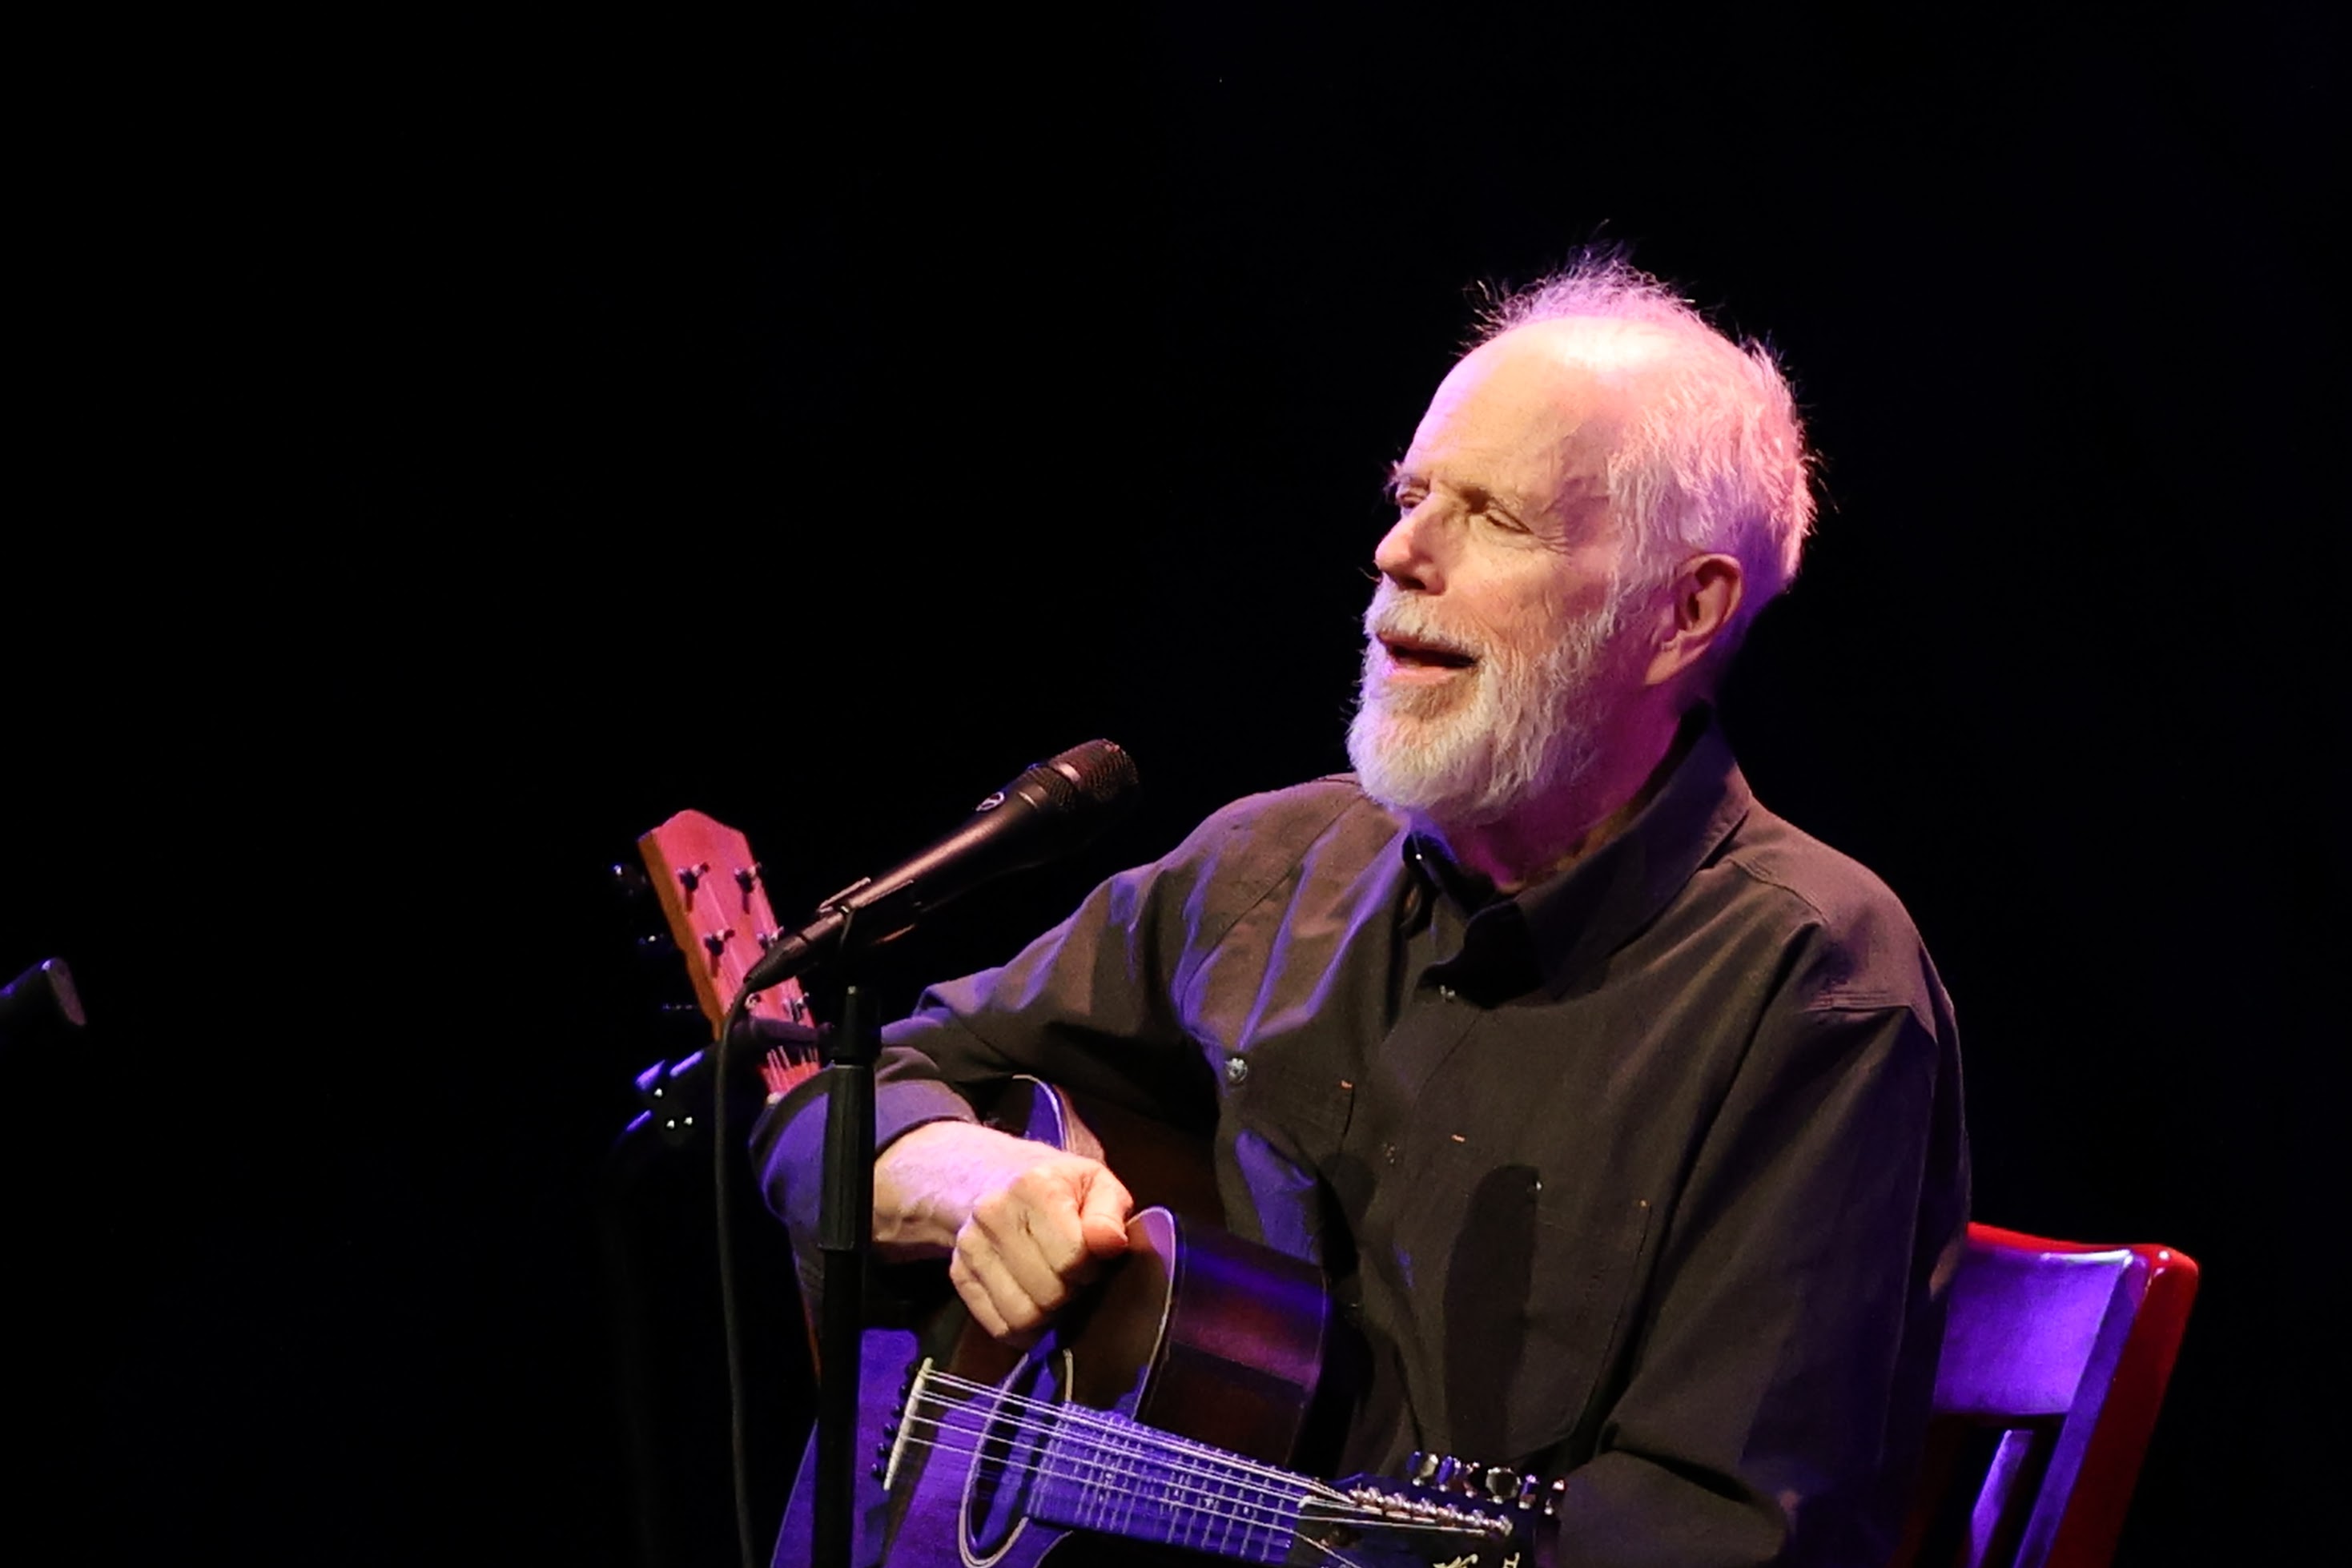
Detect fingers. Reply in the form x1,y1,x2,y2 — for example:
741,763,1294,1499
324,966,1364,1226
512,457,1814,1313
947,1240,1033,1343
869,1121,1137,1344
948,1156,1131,1343
1076,1164,1135,1257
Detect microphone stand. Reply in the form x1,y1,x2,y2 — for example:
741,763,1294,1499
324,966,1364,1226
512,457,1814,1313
812,955,878,1568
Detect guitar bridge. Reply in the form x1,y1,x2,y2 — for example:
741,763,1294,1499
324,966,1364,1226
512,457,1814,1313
879,1357,936,1492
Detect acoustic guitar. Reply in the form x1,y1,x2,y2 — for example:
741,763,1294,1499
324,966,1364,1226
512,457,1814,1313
641,811,1565,1568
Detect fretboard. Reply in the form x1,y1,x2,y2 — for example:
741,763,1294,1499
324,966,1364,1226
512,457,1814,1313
1030,1406,1309,1562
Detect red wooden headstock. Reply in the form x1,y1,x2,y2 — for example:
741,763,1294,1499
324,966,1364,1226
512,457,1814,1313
637,809,820,1099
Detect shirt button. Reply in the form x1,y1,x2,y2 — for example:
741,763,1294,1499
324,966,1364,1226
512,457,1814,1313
1224,1055,1249,1087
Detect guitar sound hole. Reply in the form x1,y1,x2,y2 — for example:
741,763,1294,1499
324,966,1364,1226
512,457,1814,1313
959,1347,1071,1566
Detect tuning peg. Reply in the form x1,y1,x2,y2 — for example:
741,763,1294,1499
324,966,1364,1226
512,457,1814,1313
736,865,761,896
1432,1455,1461,1490
1441,1457,1487,1495
1542,1478,1569,1518
1484,1466,1518,1502
1514,1474,1542,1510
1408,1450,1439,1486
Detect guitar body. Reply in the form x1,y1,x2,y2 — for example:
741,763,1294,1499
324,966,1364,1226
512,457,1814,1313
774,1079,1331,1568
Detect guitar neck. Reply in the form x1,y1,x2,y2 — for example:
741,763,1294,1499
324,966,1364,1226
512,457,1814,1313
1027,1405,1309,1563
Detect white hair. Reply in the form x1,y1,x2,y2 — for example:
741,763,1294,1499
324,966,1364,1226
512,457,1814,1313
1476,254,1817,646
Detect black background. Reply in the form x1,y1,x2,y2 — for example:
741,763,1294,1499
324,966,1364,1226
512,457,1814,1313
6,6,2338,1563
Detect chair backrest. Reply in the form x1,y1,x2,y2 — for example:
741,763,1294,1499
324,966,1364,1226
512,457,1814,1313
1892,1223,2199,1568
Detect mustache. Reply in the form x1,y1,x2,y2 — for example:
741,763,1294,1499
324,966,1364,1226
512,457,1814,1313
1363,587,1486,661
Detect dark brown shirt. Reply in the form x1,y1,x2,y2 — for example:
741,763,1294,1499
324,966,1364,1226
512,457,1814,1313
756,717,1968,1566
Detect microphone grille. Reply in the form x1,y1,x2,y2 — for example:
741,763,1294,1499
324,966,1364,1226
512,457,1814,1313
1046,739,1140,809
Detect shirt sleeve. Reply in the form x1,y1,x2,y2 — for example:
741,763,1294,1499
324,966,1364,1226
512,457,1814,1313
746,806,1236,1278
1545,971,1969,1566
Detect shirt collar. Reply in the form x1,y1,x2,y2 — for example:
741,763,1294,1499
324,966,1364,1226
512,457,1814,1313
1401,707,1754,999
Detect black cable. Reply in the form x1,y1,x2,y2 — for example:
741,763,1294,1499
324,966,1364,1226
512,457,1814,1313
713,979,761,1568
715,903,855,1568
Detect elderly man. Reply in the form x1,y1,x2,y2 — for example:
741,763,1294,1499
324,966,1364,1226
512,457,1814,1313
758,259,1968,1566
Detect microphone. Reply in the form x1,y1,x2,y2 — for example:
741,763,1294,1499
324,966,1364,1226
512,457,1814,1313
738,739,1140,995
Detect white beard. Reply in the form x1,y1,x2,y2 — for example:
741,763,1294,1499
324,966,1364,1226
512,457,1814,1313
1346,584,1629,826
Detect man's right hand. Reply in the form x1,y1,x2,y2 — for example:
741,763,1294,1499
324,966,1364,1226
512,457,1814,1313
871,1120,1134,1344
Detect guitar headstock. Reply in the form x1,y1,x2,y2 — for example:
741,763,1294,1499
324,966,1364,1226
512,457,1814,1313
638,808,820,1099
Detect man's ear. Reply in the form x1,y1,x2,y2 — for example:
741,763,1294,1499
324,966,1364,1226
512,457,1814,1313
1643,553,1744,689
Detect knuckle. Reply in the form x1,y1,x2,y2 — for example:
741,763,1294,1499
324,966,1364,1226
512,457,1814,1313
972,1184,1033,1227
1004,1165,1063,1203
952,1227,996,1274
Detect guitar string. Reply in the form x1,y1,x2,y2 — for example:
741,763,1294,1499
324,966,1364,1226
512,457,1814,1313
913,1369,1360,1506
897,1391,1513,1568
894,1412,1317,1534
892,1422,1482,1568
889,1434,1490,1568
894,1419,1504,1543
900,1424,1385,1568
904,1371,1501,1536
909,1370,1361,1515
894,1393,1503,1540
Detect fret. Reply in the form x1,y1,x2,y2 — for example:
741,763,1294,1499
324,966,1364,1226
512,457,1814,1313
1030,1405,1306,1564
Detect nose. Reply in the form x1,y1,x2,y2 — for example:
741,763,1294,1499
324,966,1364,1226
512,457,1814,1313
1373,501,1444,593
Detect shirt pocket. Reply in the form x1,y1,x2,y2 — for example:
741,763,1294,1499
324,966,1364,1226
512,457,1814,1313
1217,1039,1356,1165
1212,1047,1355,1260
1504,1185,1654,1457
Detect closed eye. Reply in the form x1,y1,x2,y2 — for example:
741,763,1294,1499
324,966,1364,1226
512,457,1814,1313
1386,466,1536,537
1457,484,1530,534
1384,463,1425,512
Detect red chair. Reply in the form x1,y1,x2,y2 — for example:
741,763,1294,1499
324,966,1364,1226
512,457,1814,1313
1892,1223,2199,1568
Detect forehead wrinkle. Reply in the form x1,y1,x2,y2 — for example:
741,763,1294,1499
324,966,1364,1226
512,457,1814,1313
1405,407,1586,513
1409,427,1618,560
